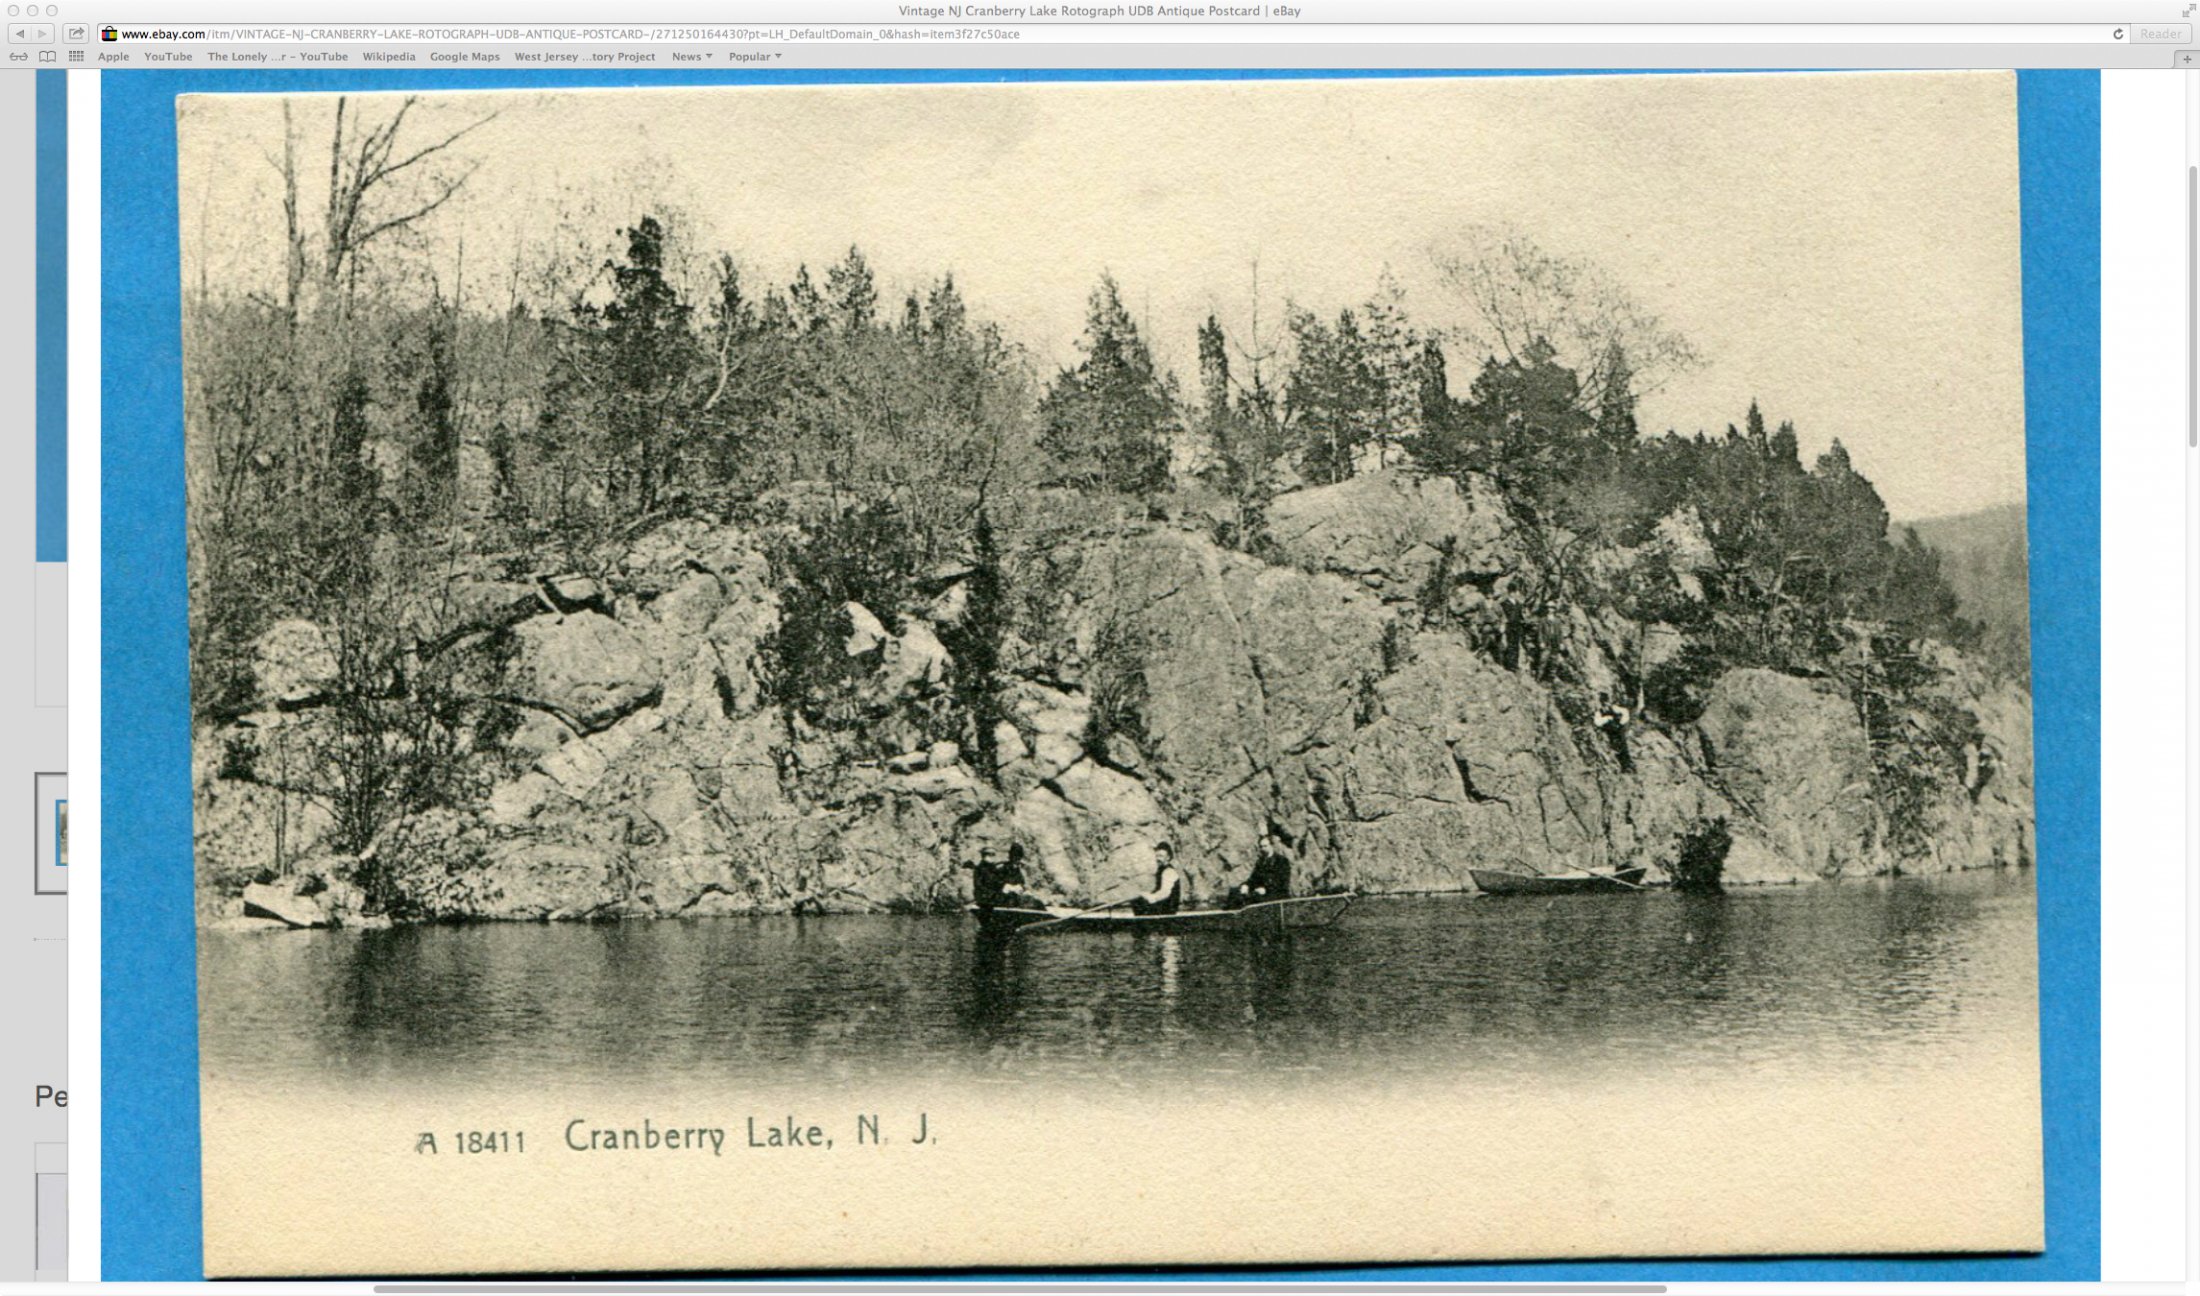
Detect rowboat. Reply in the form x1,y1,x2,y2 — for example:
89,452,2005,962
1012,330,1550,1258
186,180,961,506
969,893,1357,937
1467,865,1648,896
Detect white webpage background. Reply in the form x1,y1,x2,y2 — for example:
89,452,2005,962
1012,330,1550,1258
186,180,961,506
2101,68,2193,1286
56,62,2199,1290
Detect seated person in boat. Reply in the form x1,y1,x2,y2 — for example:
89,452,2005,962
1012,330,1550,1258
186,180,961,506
965,842,1046,911
1228,825,1295,907
1128,841,1185,916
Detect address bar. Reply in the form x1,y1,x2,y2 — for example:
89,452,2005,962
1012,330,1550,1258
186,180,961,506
100,22,2138,43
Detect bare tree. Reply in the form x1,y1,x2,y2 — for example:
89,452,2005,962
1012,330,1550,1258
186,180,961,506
264,95,497,321
322,96,498,299
1428,224,1701,410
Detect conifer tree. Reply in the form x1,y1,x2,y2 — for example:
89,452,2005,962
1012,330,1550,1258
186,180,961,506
1286,306,1382,485
924,274,967,341
942,507,1008,778
559,214,696,514
1359,271,1423,468
1036,274,1174,495
826,245,877,333
787,264,825,334
1592,341,1638,453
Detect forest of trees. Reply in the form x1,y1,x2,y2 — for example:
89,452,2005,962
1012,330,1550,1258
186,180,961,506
186,96,2002,877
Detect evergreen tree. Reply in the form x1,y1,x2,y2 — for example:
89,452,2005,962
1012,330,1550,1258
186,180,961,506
1875,527,1969,639
327,363,379,536
756,286,793,335
941,508,1009,779
924,273,968,342
1286,306,1382,486
1459,336,1592,520
1359,271,1423,468
1196,312,1292,547
1036,274,1174,495
826,245,878,333
1197,313,1231,419
412,295,461,519
709,254,750,337
1415,337,1452,428
787,264,826,334
1794,438,1893,617
1592,341,1638,453
592,215,694,512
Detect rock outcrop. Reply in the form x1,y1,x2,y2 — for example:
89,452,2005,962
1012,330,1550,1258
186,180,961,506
1695,669,1878,883
1267,468,1523,600
193,470,2036,923
505,611,663,734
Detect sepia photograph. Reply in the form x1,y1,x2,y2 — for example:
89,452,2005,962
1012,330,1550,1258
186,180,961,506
181,71,2041,1275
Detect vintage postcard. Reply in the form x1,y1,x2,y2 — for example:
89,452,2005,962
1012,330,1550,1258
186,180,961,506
182,71,2040,1275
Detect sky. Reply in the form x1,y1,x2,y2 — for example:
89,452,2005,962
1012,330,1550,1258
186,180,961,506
177,71,2027,521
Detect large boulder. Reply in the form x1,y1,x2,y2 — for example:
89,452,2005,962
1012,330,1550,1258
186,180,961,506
612,521,780,724
1010,782,1165,901
1057,528,1395,896
618,519,770,599
1896,651,2035,875
505,611,662,734
1600,726,1735,880
193,723,336,917
432,839,627,920
836,603,952,708
239,879,332,928
1318,637,1610,891
1695,668,1878,882
533,709,664,797
252,619,338,705
1266,468,1523,599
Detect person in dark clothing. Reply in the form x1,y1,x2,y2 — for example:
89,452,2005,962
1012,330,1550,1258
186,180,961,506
1228,826,1295,907
1592,690,1635,773
1128,841,1185,916
964,842,1041,911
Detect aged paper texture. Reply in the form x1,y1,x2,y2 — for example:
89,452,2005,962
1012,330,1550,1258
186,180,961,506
183,71,2040,1275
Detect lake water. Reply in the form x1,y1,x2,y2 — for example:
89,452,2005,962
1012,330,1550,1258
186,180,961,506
198,871,2038,1097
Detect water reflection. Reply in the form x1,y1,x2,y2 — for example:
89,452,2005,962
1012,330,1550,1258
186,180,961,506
964,928,1020,1039
1245,934,1296,1023
1673,893,1735,1000
201,872,2039,1095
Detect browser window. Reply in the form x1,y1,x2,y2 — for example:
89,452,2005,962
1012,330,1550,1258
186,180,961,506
1,4,2191,1292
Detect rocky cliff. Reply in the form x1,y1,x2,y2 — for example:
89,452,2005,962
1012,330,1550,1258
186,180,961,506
196,470,2034,926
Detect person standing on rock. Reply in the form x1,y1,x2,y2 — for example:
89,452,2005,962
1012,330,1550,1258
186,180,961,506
1228,825,1295,907
1593,691,1636,774
1129,841,1185,916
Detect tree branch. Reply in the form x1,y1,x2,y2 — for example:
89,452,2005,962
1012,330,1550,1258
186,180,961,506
350,162,479,250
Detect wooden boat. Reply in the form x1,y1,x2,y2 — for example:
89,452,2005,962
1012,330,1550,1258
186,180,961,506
1467,865,1648,896
969,893,1357,937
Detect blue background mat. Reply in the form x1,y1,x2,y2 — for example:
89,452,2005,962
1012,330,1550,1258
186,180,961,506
98,67,2100,1281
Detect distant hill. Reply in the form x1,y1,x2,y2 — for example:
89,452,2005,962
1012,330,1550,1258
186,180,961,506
1903,502,2029,681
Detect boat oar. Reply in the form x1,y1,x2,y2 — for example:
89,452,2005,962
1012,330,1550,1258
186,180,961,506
1014,886,1141,937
